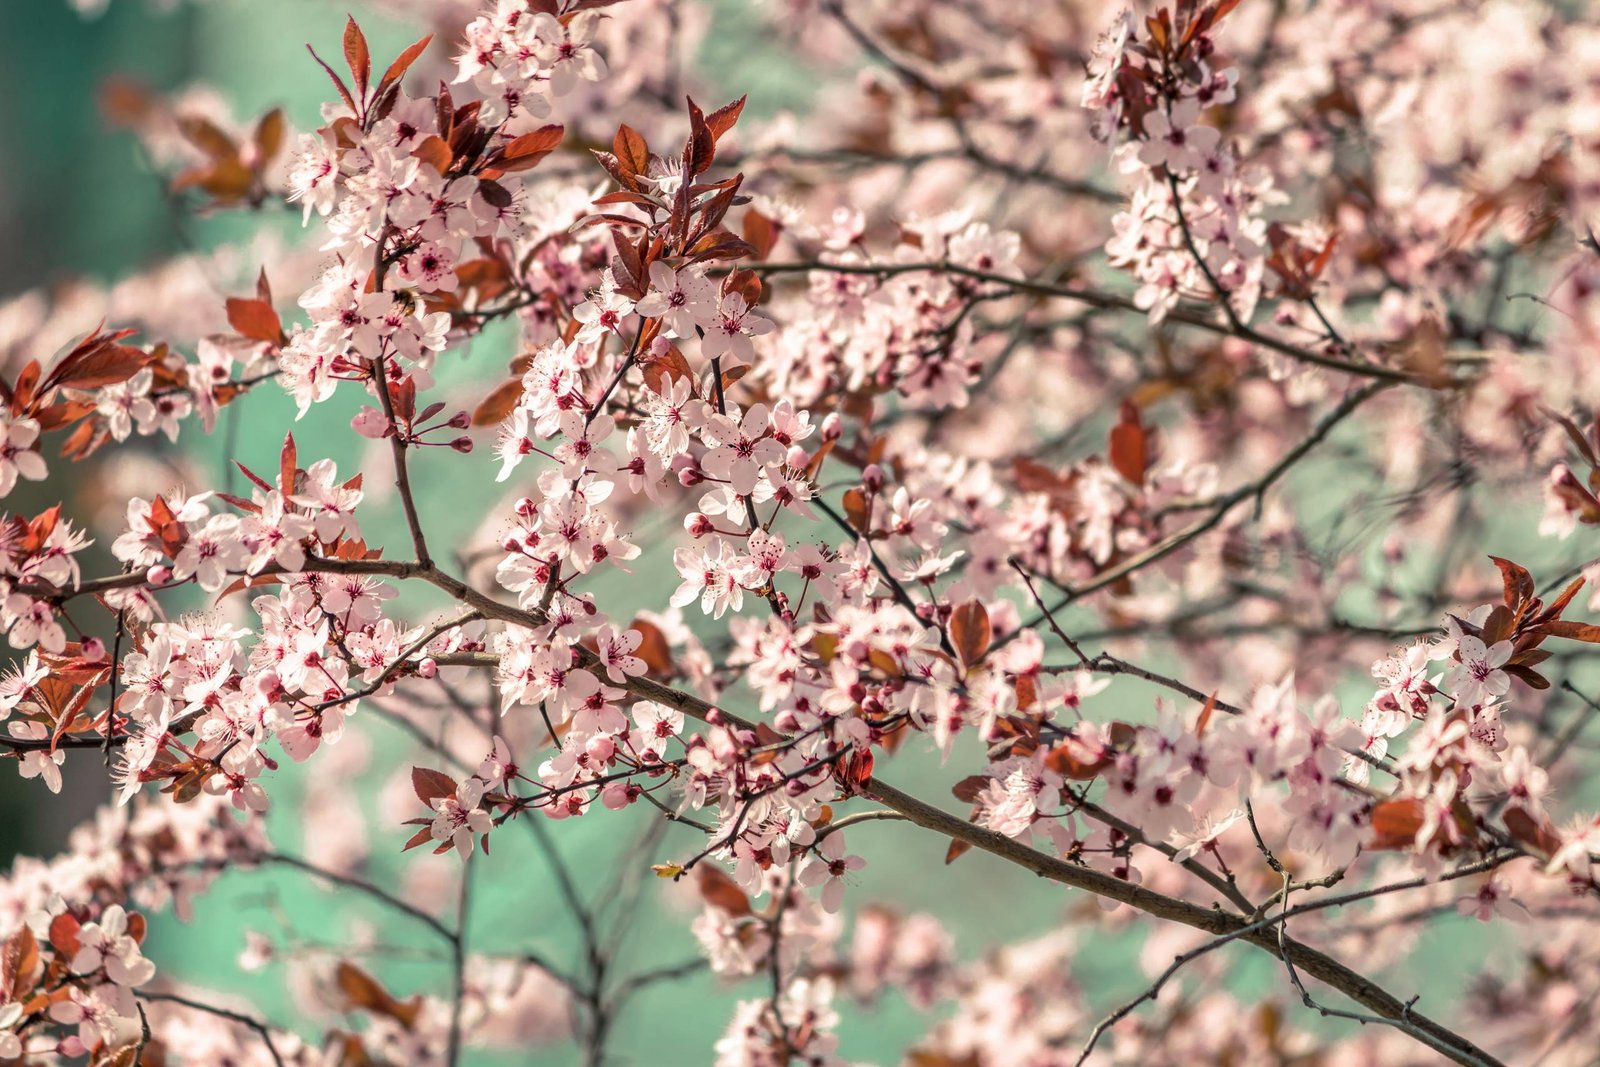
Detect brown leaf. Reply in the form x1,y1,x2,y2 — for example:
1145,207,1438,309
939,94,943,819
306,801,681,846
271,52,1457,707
307,43,357,116
254,107,286,165
1488,555,1535,612
335,961,423,1028
695,864,752,916
641,344,694,397
704,95,747,142
411,766,458,806
379,33,434,95
1369,798,1424,849
279,432,297,494
177,115,238,162
949,599,991,668
613,123,649,184
344,16,372,97
1108,401,1148,485
227,297,285,346
1534,619,1600,644
472,378,523,427
413,135,452,175
488,124,564,174
842,487,871,534
628,617,675,678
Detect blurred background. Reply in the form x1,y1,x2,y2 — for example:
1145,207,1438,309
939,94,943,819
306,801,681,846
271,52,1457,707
0,1,1564,1063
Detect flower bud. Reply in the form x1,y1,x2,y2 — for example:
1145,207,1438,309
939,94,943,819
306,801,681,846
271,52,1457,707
417,658,438,679
821,411,843,441
148,564,172,586
678,466,705,487
448,410,471,429
786,445,810,470
863,464,884,491
515,497,537,517
450,436,474,453
81,637,106,660
684,512,714,538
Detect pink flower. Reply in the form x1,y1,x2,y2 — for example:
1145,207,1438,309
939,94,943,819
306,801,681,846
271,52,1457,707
798,833,867,913
700,292,773,367
1444,635,1511,707
432,777,493,858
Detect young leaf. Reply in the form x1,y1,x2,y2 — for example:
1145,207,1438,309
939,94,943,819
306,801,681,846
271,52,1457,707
344,16,371,98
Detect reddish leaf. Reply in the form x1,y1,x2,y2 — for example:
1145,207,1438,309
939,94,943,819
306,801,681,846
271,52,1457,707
1108,401,1149,485
1488,556,1534,611
1369,798,1424,849
254,107,287,164
344,16,372,97
704,95,747,142
1534,619,1600,644
177,115,238,162
473,378,523,427
46,913,80,958
306,43,358,116
641,344,694,397
842,487,871,533
949,599,992,667
951,775,989,803
628,617,675,678
411,766,458,806
379,33,434,95
413,135,453,175
613,123,649,184
279,433,297,494
489,124,564,173
695,864,752,916
335,961,423,1027
227,297,285,346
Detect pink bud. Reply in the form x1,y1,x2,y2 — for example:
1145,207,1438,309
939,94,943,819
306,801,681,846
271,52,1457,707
678,466,705,487
502,535,521,552
450,436,474,453
684,512,714,538
81,637,106,660
417,658,438,679
148,564,172,586
448,410,471,429
863,464,884,491
586,734,616,763
786,445,810,470
821,412,843,441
